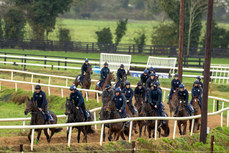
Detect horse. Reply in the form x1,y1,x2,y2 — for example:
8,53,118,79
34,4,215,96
104,99,127,141
169,89,179,117
140,102,161,139
175,98,191,135
74,64,93,89
95,72,115,95
24,97,62,143
192,96,201,131
65,98,94,143
114,70,130,90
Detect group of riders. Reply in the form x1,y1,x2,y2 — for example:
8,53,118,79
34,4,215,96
32,58,203,123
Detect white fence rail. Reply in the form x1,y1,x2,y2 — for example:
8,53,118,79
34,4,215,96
0,54,229,83
0,107,228,151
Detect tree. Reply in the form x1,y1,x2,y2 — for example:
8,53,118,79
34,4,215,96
58,28,71,42
115,19,128,46
0,17,3,39
95,27,113,51
133,30,146,53
4,8,26,40
14,0,73,40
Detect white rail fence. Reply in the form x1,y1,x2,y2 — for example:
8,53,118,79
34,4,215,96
0,107,228,151
0,54,228,83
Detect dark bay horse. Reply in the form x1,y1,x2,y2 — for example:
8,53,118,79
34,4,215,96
135,94,146,137
114,70,130,90
169,89,179,117
140,102,161,139
95,72,115,95
24,97,62,143
175,98,191,135
192,96,201,131
65,98,94,143
74,64,93,89
104,100,126,141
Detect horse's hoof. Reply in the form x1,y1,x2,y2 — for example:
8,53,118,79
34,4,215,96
108,137,111,141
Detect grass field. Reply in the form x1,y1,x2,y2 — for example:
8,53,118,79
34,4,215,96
24,18,229,45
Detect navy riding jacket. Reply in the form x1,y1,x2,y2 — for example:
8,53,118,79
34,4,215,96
69,90,84,107
33,90,48,109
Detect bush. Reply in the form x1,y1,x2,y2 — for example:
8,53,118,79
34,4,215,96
133,31,146,53
4,9,26,40
95,27,113,52
58,28,71,42
115,19,128,45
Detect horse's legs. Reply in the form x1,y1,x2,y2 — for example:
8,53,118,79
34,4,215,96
139,122,143,137
144,124,147,136
44,129,50,143
147,126,151,138
48,128,55,142
116,132,120,141
183,121,187,135
66,127,70,141
120,132,126,140
178,122,182,135
103,126,106,142
158,128,161,138
82,127,87,143
77,128,81,143
36,129,42,142
28,129,32,143
108,129,113,141
197,119,201,130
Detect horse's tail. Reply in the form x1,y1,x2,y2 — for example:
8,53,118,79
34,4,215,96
55,128,63,133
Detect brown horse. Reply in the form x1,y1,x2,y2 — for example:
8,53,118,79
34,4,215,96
169,89,179,117
135,94,146,137
114,70,130,90
140,102,161,139
175,98,191,135
104,99,126,141
24,97,62,143
95,72,115,94
65,98,94,143
74,64,93,89
192,96,201,131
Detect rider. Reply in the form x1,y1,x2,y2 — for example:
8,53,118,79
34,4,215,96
69,85,88,121
193,76,203,89
116,64,126,88
114,88,127,118
99,62,110,87
134,82,146,102
148,67,155,75
102,84,114,104
141,69,149,87
149,82,166,117
168,74,181,104
80,58,90,85
174,84,194,117
33,85,54,122
121,81,136,116
191,80,202,108
146,73,157,91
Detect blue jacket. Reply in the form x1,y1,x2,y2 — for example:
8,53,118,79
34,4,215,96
70,90,84,107
191,86,202,98
141,73,149,84
178,89,189,104
149,88,162,106
33,90,48,109
117,68,126,81
121,87,133,101
81,63,89,75
113,91,126,111
134,86,146,100
101,67,110,80
146,78,157,89
171,79,181,91
193,81,203,89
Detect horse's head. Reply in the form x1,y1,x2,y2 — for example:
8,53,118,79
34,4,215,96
86,64,93,75
104,99,116,114
178,98,185,112
135,94,143,106
65,98,74,115
192,96,200,110
108,72,115,81
24,97,37,115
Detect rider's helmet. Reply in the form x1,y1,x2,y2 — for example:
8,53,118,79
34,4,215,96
115,88,121,93
174,74,179,78
120,64,124,68
105,84,111,89
156,81,160,86
152,82,158,89
70,85,77,91
144,69,148,74
149,67,154,71
125,81,130,86
137,82,142,87
150,73,155,77
196,76,201,80
85,58,89,62
194,80,199,85
104,62,108,66
179,84,184,89
35,85,41,90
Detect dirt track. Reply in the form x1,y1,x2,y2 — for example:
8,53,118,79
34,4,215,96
0,81,227,149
